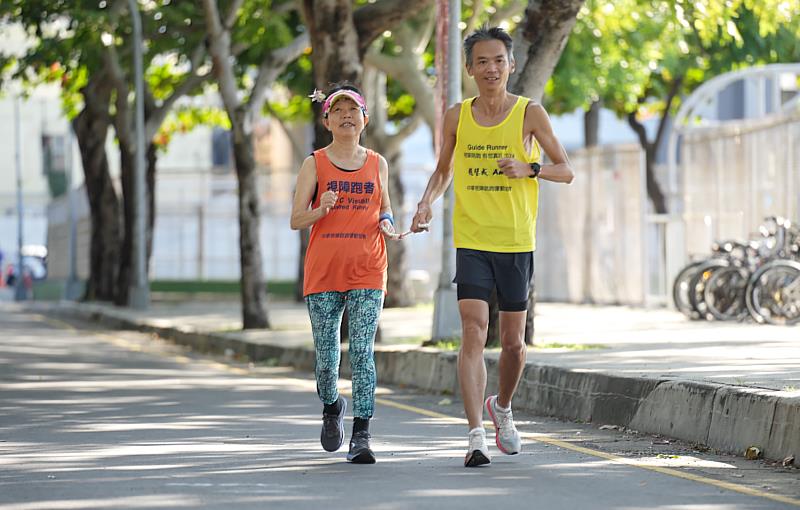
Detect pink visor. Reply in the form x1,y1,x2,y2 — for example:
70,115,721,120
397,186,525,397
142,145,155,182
322,90,368,116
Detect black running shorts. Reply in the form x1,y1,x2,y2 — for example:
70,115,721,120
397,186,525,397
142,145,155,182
453,248,534,312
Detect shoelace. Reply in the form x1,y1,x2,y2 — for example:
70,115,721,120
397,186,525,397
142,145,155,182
495,409,517,438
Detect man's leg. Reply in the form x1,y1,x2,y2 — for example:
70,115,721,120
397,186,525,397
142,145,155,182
457,299,489,430
497,311,527,408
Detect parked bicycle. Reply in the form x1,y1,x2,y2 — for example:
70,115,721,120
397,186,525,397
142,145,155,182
672,216,800,325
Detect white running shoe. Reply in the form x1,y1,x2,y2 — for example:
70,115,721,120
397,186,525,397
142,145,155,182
464,427,491,467
485,395,521,455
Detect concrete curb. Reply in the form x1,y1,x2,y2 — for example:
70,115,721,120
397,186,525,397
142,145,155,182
42,302,798,462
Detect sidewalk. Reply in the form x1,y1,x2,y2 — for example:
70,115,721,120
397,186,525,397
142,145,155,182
17,298,800,463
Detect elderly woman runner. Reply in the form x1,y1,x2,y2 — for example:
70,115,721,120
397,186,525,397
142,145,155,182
290,83,401,464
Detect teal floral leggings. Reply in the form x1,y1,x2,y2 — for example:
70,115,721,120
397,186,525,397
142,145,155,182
305,289,384,419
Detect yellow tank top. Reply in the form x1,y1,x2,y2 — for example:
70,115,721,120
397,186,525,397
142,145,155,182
453,96,541,252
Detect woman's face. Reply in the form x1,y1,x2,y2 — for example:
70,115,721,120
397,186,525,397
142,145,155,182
324,96,367,137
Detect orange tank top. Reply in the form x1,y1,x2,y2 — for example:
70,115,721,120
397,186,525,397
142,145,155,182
303,148,387,296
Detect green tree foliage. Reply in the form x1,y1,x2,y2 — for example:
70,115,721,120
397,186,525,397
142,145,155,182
547,0,800,212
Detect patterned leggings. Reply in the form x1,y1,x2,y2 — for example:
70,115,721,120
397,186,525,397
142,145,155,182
305,289,383,419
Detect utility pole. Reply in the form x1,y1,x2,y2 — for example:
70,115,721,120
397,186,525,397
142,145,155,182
64,128,82,300
128,0,150,309
14,96,27,302
431,0,461,340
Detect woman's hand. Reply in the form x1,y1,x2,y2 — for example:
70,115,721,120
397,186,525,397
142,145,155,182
380,219,400,240
318,191,338,215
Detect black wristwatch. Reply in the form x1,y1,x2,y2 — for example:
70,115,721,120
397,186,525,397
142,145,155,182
529,162,541,178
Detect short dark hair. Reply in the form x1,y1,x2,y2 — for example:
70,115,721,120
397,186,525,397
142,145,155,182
464,25,514,67
326,81,362,97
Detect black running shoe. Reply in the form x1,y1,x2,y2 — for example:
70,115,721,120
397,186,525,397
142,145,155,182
347,430,376,464
320,396,347,452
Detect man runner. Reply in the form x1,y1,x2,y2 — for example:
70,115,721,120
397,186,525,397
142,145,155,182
411,26,575,467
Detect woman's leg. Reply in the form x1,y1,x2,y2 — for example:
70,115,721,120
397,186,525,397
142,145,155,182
345,289,384,419
306,291,346,405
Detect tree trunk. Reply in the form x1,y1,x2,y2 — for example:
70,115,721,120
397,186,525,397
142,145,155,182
644,146,667,214
509,0,586,102
383,150,413,307
72,76,121,302
146,143,157,267
584,100,601,147
627,112,668,214
114,143,134,305
487,0,584,346
486,288,500,347
524,277,535,345
112,141,158,306
232,131,270,329
296,228,310,302
362,65,413,307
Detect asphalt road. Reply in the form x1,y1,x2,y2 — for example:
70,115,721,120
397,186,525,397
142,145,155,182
1,307,798,509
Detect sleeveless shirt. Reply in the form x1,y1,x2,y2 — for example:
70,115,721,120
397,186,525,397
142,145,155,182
453,96,541,252
303,148,387,296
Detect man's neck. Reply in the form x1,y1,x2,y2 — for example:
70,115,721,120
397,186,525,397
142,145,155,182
474,91,512,118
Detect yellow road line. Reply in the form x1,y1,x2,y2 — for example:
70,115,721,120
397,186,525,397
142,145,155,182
375,396,800,508
38,314,800,507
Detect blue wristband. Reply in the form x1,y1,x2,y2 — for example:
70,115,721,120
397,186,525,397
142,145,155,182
379,213,394,226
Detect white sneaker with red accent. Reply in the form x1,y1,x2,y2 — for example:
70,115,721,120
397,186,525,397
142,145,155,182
485,395,521,455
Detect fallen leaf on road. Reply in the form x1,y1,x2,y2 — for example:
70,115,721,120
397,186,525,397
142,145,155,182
745,446,762,460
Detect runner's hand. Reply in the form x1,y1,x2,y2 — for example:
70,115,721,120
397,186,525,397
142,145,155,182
319,191,338,215
497,158,529,179
411,202,432,232
380,219,400,240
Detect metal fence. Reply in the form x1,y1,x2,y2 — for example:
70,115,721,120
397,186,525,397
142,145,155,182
535,144,647,305
681,111,800,257
46,165,445,286
44,108,800,306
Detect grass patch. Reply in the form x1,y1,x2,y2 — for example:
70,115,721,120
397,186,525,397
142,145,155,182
534,342,608,351
423,337,461,351
150,279,295,297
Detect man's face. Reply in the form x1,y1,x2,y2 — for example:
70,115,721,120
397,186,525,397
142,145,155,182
467,39,514,92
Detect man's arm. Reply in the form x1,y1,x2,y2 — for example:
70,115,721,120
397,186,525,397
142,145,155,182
527,103,574,184
496,102,574,183
411,104,460,232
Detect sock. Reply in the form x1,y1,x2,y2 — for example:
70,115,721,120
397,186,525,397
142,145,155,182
468,427,485,436
323,397,342,415
353,417,370,434
495,400,511,413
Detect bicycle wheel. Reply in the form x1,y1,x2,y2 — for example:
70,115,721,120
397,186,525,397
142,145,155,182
672,260,705,319
703,266,750,321
688,259,730,321
746,260,800,325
